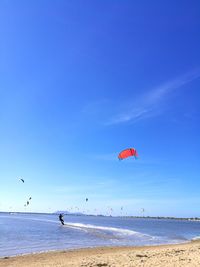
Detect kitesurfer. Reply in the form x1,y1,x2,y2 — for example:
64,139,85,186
59,213,64,225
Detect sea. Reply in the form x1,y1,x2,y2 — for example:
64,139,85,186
0,213,200,258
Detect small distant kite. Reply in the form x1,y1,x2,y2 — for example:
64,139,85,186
141,208,145,213
86,198,88,202
19,178,24,183
118,148,138,160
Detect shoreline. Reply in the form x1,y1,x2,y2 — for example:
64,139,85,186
1,240,200,267
0,239,190,259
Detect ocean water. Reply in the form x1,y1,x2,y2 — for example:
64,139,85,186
0,213,200,257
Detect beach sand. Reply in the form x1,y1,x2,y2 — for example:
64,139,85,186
1,241,200,267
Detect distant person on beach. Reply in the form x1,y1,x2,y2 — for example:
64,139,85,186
59,213,64,225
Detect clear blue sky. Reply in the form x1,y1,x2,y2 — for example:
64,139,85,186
0,0,200,217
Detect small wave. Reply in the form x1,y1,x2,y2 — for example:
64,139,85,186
191,236,200,241
64,222,152,239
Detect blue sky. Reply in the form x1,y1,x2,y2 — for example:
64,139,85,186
0,0,200,217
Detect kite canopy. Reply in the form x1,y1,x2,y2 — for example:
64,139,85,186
118,148,138,160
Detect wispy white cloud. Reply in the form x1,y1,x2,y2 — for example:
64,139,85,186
107,69,200,125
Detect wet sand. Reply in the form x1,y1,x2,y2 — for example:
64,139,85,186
1,241,200,267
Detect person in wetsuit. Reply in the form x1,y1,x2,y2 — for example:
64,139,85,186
59,213,64,225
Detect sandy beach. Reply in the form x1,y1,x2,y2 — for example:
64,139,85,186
1,241,200,267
